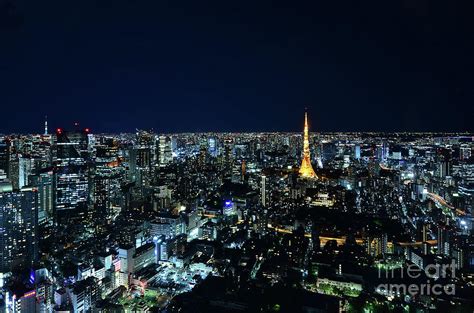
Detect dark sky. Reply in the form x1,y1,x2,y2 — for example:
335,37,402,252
1,0,473,133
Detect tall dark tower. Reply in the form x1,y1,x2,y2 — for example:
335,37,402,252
44,115,48,135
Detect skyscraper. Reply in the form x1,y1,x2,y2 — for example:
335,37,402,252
354,144,361,160
437,223,451,256
0,182,38,273
44,116,48,136
53,128,90,225
0,140,10,177
92,137,122,232
31,169,54,225
158,135,173,167
260,174,267,207
299,112,317,179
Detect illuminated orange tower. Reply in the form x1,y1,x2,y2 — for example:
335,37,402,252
299,111,317,179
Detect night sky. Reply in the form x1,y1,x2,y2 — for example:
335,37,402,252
1,0,473,133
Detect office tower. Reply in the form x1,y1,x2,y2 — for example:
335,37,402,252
208,137,218,157
437,223,451,256
416,221,430,242
421,223,430,242
53,128,90,225
231,163,243,183
451,236,469,270
153,185,171,210
223,138,233,176
18,156,35,189
321,142,337,162
44,116,48,136
234,143,247,159
0,182,38,273
261,174,267,207
0,140,10,177
354,144,361,160
132,130,154,192
366,234,388,257
170,136,178,155
92,137,121,231
158,135,172,167
30,169,54,225
422,223,430,242
460,144,472,160
438,159,452,179
382,142,389,161
118,245,135,280
127,147,138,182
8,154,19,190
376,142,389,161
198,145,207,170
299,112,317,179
376,233,388,257
136,130,153,169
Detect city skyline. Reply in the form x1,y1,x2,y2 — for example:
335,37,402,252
1,102,473,312
2,113,474,136
1,1,473,312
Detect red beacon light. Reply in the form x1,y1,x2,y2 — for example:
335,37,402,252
56,128,62,134
84,128,90,133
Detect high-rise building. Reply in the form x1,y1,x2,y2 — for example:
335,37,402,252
380,141,389,161
44,116,48,136
131,130,155,191
299,112,317,179
437,223,451,256
53,128,90,225
208,137,218,157
460,144,472,160
365,234,388,257
158,135,173,167
8,155,20,190
92,137,122,232
222,138,234,177
18,156,35,189
136,130,153,169
0,182,38,273
438,159,452,179
30,169,54,225
0,140,10,177
354,144,361,160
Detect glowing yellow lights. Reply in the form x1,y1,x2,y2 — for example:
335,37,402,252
299,111,317,179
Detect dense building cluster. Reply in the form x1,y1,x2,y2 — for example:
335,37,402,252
0,116,473,312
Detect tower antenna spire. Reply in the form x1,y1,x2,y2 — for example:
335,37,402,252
44,115,48,135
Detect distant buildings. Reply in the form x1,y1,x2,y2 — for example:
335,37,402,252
0,121,472,312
